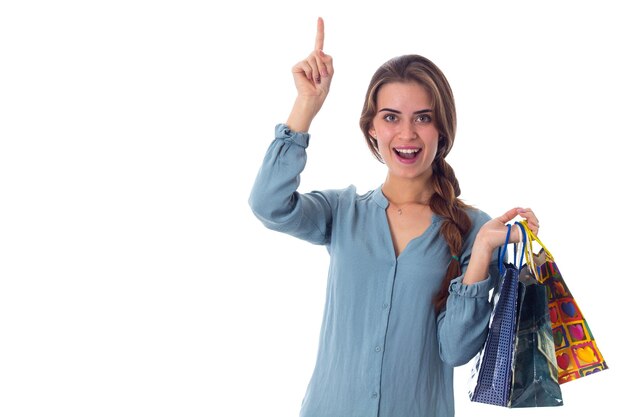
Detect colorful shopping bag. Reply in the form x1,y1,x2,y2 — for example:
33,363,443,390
521,221,608,384
469,223,526,407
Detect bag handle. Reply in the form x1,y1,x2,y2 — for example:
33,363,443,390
520,220,554,262
498,224,512,275
520,221,537,278
522,220,554,282
497,222,527,275
514,221,527,270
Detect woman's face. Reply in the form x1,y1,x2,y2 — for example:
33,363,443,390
369,81,439,182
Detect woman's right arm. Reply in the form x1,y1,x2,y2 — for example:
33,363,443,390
248,18,336,245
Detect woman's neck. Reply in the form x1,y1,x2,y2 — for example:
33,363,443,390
381,174,434,206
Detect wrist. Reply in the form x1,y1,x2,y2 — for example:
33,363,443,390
473,231,497,254
463,248,492,285
463,236,496,285
286,96,321,132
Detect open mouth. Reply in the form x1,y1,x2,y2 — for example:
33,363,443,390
394,147,421,161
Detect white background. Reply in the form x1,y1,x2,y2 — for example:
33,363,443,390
1,0,624,416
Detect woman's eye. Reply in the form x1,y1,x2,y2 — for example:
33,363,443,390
383,114,397,122
415,114,432,123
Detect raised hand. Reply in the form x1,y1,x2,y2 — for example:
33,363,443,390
286,17,334,132
292,17,334,97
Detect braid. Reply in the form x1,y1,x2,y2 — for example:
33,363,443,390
430,158,472,314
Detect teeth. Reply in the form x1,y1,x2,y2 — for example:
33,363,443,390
396,148,419,154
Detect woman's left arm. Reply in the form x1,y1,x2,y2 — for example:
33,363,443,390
436,207,540,366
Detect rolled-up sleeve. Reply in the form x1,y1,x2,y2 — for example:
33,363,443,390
248,124,336,245
436,268,497,366
436,211,501,366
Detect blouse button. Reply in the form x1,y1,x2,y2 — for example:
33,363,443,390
375,346,381,352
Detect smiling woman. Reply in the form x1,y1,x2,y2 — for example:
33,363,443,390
248,17,540,417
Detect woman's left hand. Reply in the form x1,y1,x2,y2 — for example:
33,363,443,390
475,207,539,251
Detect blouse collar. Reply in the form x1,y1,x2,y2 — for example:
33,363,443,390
372,185,442,223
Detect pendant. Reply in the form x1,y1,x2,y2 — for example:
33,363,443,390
397,208,402,215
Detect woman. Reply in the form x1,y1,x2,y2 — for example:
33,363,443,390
249,18,539,417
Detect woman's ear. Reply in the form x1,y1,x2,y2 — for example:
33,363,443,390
368,128,376,139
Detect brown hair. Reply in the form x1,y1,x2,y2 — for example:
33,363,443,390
359,55,472,314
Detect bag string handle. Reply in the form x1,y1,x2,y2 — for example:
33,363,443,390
521,220,553,258
518,220,553,279
497,222,527,275
514,221,527,270
498,224,512,275
519,221,536,276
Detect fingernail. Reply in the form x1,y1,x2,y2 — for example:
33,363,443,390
319,49,326,57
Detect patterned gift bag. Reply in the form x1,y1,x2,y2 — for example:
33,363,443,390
522,222,608,383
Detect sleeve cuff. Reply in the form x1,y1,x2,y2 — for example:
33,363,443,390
276,123,310,148
449,274,492,298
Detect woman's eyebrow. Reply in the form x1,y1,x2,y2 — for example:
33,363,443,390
378,108,433,114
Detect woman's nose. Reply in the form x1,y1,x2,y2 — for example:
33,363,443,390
399,121,418,140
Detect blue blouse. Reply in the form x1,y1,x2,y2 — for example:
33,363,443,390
249,124,500,417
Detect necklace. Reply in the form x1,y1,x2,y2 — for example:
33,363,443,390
387,200,429,215
390,202,405,215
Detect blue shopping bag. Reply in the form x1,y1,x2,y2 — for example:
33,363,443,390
469,222,526,407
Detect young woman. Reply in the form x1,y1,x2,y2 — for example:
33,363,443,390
249,18,539,417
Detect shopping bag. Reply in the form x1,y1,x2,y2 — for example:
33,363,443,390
509,260,563,407
469,223,526,407
520,222,608,384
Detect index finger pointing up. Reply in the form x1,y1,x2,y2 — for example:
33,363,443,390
315,17,325,51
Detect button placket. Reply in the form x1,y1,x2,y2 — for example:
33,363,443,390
370,262,396,410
